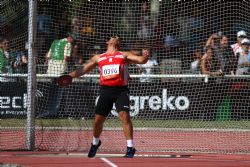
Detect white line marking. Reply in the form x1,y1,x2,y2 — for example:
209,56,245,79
16,153,191,158
100,157,118,167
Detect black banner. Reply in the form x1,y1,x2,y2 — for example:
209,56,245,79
1,79,249,120
0,81,27,116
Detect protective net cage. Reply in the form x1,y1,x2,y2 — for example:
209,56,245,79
1,0,250,154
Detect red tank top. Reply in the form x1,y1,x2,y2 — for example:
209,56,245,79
98,51,129,86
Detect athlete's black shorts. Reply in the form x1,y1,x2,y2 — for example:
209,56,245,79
95,85,130,117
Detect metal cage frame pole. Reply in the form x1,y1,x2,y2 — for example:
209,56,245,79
26,0,37,150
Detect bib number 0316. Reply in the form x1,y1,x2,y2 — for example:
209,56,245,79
102,65,119,76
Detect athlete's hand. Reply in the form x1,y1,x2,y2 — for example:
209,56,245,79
142,48,150,58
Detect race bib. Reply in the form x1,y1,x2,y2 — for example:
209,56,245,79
102,64,120,80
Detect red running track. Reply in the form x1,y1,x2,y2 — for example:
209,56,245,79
1,151,250,167
1,129,250,154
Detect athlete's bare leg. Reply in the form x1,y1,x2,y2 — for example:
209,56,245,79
93,114,106,138
119,111,133,140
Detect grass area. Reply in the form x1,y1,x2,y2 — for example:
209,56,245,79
1,118,250,129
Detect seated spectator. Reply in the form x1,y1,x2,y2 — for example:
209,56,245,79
6,41,28,74
0,37,17,82
56,12,70,39
0,38,13,73
164,35,180,48
200,45,223,76
218,35,237,74
235,38,250,75
37,7,52,35
130,40,157,82
205,33,237,74
231,30,248,55
72,42,84,65
81,17,96,36
0,38,9,73
136,52,158,83
205,33,220,48
137,19,153,40
13,49,28,73
67,41,84,72
137,2,153,40
36,7,53,62
190,42,204,74
71,16,81,40
45,33,75,75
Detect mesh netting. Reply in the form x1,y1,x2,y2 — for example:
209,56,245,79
0,1,250,154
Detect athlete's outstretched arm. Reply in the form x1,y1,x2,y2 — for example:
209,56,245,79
69,54,99,78
123,49,150,64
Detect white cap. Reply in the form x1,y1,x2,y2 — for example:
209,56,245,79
237,30,247,37
241,38,250,44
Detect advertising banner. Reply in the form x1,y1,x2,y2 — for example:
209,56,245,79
1,79,249,120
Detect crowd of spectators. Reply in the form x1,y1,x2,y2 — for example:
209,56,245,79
0,37,28,81
1,2,250,80
194,30,250,76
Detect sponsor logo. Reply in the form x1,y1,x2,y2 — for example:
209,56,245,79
0,90,43,115
0,94,27,109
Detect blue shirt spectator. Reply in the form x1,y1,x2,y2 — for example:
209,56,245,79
37,8,52,34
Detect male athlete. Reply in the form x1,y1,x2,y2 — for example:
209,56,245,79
69,36,150,158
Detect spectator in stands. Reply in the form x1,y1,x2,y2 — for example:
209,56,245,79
71,16,81,40
37,7,52,35
0,38,8,73
72,42,84,65
37,7,53,62
0,38,8,75
80,16,96,53
176,7,204,51
81,17,96,41
203,33,221,72
67,41,84,72
137,2,153,40
0,38,14,73
200,45,223,76
205,33,220,48
231,30,248,55
0,16,14,39
136,50,158,83
56,12,70,39
46,33,75,75
137,19,153,40
11,44,28,74
190,42,204,74
205,33,236,74
218,35,237,74
138,58,158,82
235,38,250,75
0,38,17,82
152,16,165,57
164,32,180,49
140,2,150,24
37,33,76,118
